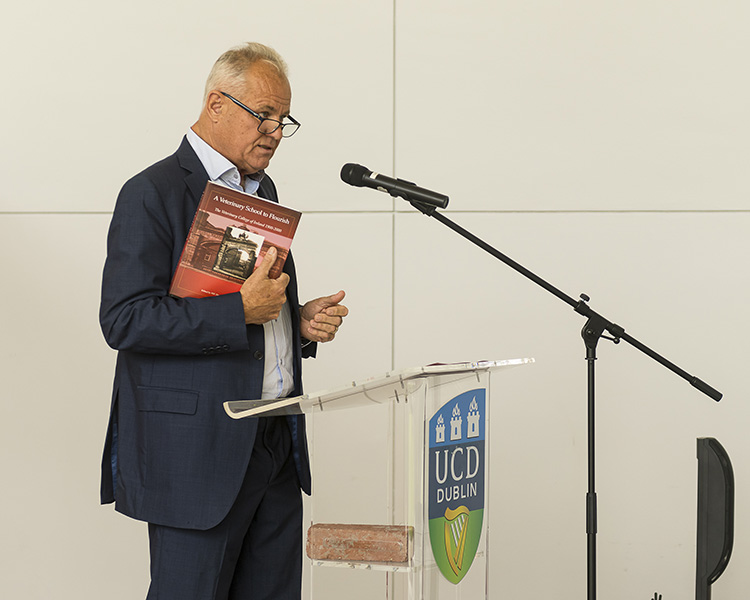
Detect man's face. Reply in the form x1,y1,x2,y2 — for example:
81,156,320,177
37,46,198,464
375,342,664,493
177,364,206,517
213,62,292,177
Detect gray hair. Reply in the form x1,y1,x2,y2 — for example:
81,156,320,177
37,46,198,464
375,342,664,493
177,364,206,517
203,42,288,102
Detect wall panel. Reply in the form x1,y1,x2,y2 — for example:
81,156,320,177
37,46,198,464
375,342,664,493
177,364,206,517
0,214,148,597
395,0,750,212
1,0,394,214
393,210,748,597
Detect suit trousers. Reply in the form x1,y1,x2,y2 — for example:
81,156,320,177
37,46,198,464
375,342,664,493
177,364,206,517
146,417,303,600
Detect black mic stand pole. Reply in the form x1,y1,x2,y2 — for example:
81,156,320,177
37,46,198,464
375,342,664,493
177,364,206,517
406,199,722,600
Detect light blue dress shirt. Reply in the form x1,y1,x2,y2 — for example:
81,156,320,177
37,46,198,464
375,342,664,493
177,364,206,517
186,128,295,400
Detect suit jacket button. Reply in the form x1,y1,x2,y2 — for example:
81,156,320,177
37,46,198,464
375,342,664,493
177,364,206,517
253,351,264,360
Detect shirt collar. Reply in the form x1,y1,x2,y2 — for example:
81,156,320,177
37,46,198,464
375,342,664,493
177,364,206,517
186,127,264,194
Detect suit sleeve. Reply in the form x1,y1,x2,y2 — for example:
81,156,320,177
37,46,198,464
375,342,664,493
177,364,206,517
99,174,251,356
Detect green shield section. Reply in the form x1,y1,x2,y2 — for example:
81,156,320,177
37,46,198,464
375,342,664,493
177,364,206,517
428,508,484,584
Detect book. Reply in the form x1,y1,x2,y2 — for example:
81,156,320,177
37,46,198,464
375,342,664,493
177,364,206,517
169,181,302,299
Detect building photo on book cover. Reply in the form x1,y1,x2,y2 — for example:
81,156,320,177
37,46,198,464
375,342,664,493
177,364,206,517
169,181,302,299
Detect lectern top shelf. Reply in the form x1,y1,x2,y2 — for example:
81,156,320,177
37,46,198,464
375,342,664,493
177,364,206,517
224,358,534,419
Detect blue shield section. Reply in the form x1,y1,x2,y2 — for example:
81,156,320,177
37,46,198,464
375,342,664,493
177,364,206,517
428,389,486,520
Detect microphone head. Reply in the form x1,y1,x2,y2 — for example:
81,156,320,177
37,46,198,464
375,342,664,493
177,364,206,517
340,163,369,187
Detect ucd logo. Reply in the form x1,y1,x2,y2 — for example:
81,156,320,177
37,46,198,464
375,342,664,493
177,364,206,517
428,389,485,583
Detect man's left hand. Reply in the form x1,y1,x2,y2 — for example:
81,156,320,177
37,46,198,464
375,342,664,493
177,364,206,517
300,290,348,343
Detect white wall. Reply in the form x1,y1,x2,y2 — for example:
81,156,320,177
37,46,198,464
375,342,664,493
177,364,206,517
2,1,747,598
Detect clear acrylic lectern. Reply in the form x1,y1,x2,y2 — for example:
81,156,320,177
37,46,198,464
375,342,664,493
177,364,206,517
225,359,533,600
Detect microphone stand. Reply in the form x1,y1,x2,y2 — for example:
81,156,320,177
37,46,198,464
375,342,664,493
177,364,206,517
407,199,722,600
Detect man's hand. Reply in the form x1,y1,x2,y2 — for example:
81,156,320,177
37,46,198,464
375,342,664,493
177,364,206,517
239,247,290,324
300,290,348,343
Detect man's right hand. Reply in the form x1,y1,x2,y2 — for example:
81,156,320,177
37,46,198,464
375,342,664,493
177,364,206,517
239,247,289,324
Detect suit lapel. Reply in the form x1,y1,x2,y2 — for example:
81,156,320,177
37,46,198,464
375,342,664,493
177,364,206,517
175,136,210,207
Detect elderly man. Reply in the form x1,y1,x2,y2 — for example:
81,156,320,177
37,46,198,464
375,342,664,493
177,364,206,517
100,42,347,600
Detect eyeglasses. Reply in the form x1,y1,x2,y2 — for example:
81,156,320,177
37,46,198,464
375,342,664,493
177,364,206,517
220,92,301,138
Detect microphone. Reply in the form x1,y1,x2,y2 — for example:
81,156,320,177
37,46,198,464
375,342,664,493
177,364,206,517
340,163,449,209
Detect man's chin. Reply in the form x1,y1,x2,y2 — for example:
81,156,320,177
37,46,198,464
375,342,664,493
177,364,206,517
245,155,274,175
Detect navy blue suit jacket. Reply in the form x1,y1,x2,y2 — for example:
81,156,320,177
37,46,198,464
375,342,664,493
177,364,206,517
100,137,312,530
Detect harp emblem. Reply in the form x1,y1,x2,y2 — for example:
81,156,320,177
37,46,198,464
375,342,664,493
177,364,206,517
444,506,470,575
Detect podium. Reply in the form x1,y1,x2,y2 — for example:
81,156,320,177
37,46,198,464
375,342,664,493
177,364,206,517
225,359,533,600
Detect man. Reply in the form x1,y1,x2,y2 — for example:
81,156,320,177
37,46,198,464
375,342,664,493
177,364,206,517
99,42,348,599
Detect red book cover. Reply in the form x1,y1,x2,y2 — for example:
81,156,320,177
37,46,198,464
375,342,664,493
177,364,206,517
169,181,302,299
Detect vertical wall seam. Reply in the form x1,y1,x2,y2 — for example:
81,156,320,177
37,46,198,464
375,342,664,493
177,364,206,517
391,0,397,372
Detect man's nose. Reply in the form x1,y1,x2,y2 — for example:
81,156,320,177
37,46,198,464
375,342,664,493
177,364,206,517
269,125,284,141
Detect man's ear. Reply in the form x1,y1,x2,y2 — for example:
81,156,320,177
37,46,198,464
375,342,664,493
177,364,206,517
204,90,225,122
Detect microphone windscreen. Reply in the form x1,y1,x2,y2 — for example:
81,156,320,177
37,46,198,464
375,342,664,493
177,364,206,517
340,163,369,187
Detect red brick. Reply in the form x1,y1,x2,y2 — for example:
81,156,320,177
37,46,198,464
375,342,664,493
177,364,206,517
306,523,413,564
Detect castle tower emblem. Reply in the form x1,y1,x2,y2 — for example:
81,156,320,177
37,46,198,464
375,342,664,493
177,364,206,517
450,403,462,441
467,397,480,439
435,414,445,443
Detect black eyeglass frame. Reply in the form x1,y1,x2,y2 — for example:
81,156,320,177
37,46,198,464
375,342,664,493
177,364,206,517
219,91,301,138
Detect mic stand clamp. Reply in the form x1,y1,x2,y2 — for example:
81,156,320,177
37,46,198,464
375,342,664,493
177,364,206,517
409,199,437,216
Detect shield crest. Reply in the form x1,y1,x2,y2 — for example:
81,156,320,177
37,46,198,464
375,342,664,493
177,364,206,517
428,389,486,584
